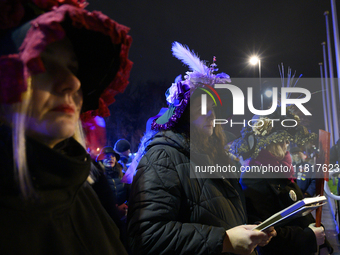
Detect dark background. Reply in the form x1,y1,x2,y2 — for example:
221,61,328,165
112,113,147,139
86,0,340,151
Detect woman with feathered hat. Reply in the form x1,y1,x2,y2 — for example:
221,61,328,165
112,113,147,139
126,42,275,254
230,109,333,254
0,0,132,254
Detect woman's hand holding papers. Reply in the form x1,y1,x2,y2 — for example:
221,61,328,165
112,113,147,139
223,225,276,255
258,226,277,247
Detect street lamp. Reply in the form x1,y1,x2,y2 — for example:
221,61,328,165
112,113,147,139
249,56,259,65
249,56,262,109
264,89,272,98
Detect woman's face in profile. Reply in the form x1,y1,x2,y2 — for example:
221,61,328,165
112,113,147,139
190,95,215,137
27,37,83,148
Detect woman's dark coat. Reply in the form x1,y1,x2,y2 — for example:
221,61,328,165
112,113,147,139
128,131,252,255
240,150,332,255
0,125,127,255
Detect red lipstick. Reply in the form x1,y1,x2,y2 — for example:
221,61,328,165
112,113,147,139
51,104,75,114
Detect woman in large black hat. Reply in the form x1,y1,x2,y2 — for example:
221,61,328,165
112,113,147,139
97,146,129,221
0,0,132,254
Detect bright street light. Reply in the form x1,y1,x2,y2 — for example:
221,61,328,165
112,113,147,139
264,89,273,98
249,55,262,109
249,56,260,65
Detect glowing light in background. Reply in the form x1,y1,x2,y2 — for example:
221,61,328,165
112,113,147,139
264,89,273,98
249,56,260,65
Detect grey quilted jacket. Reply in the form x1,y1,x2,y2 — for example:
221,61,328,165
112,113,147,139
127,131,251,255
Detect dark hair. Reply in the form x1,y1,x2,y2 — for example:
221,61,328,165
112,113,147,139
115,162,124,179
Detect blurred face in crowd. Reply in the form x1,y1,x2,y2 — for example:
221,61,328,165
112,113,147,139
291,153,300,163
27,37,82,148
291,151,304,163
191,95,215,137
121,149,131,157
103,153,117,168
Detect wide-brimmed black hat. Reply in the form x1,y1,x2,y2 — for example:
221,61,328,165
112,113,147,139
96,146,120,162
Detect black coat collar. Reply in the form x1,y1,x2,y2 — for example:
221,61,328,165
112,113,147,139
0,125,91,201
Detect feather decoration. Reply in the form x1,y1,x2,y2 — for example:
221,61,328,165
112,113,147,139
121,129,157,184
172,41,209,75
174,74,182,83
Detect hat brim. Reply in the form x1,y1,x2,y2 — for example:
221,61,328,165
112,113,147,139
63,22,121,113
96,151,120,162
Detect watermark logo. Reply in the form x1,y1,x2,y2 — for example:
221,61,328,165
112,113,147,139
199,84,222,115
201,84,312,116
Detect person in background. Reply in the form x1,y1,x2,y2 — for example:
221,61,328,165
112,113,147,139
230,111,332,255
97,146,129,220
126,42,275,255
114,138,132,172
0,1,132,254
97,146,129,250
290,146,316,197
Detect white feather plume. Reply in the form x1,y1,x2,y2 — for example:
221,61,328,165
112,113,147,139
172,42,209,75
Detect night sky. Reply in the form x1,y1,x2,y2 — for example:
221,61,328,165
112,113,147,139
86,0,340,149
